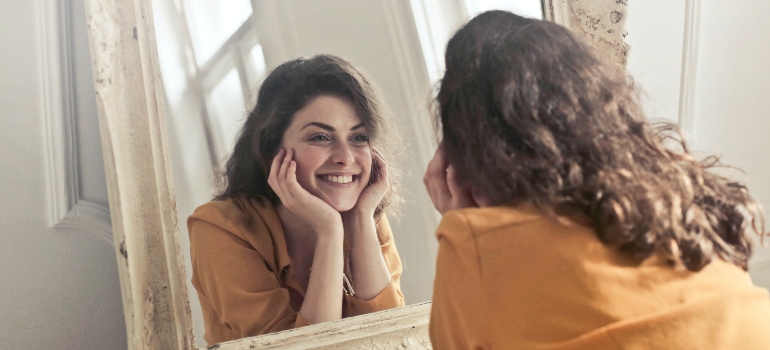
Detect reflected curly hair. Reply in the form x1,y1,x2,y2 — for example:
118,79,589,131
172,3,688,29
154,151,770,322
438,11,766,271
215,54,402,220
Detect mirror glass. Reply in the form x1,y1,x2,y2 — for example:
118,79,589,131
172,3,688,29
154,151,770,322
151,0,542,346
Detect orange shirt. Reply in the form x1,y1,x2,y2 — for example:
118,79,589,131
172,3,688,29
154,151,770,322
430,204,770,349
188,197,404,346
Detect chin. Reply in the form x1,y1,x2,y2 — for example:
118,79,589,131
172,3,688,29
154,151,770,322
326,199,357,212
316,192,360,212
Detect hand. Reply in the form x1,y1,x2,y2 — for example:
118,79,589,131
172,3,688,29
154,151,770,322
346,147,389,218
423,143,479,214
268,149,342,234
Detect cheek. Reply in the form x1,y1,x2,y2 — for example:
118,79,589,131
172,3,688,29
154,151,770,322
293,163,312,186
292,149,325,183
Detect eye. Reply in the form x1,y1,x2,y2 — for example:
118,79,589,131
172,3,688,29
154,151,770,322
309,134,331,142
351,134,369,144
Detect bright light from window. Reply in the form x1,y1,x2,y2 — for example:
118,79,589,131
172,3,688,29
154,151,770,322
465,0,543,19
207,68,245,157
152,0,188,109
249,43,267,80
183,0,253,66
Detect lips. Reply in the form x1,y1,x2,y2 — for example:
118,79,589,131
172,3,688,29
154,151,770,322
319,174,356,184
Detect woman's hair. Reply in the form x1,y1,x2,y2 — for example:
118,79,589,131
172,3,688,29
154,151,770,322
437,11,766,271
215,54,401,219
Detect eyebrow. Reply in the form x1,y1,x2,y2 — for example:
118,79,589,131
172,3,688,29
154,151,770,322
300,122,366,131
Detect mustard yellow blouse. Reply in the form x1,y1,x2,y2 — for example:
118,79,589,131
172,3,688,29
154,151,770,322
430,204,770,349
188,197,404,346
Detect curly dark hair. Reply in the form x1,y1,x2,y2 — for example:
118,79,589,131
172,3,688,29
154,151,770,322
437,10,766,271
215,54,402,220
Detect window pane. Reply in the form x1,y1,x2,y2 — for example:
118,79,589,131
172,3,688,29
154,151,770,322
183,0,253,65
249,43,267,80
152,0,188,109
207,69,245,156
465,0,542,19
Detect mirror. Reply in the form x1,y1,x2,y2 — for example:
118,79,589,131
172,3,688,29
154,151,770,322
82,0,628,348
152,0,542,346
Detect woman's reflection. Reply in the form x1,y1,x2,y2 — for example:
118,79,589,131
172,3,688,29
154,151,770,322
187,54,405,346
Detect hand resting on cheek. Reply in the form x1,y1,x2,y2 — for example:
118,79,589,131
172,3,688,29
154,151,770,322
268,148,343,235
345,147,389,217
423,143,489,214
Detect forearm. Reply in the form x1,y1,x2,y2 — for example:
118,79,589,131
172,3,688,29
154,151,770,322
299,229,344,324
345,212,392,300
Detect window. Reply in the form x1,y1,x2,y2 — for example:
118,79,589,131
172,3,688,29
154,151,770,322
153,0,267,164
465,0,543,19
410,0,543,85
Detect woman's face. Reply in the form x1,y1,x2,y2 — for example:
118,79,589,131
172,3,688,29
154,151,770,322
281,95,372,212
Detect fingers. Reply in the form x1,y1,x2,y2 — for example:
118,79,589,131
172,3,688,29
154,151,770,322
424,147,451,212
445,165,465,198
447,165,476,208
285,160,304,199
471,186,493,207
446,165,475,200
268,149,285,183
268,149,307,207
268,149,286,196
423,147,447,186
377,154,389,187
423,145,479,213
279,149,292,185
369,147,389,188
267,149,340,230
268,148,297,202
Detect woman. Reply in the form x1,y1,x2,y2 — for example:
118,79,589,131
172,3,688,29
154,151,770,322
188,54,405,346
425,11,770,349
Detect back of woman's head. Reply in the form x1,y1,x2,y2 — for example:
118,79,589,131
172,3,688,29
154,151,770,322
438,10,766,271
216,54,400,219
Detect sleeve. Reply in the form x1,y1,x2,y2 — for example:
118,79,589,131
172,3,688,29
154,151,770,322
188,216,306,343
429,211,489,350
344,215,406,316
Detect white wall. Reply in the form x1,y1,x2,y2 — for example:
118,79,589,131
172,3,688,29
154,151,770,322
626,0,686,124
626,0,770,287
0,0,126,348
691,0,770,286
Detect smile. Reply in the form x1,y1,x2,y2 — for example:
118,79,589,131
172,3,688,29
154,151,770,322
319,175,356,184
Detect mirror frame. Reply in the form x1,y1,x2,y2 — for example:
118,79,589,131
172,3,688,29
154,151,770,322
83,0,628,348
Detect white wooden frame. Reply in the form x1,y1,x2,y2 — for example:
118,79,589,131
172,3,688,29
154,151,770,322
83,0,627,348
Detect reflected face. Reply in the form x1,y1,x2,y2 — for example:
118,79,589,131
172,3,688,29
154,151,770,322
281,95,372,212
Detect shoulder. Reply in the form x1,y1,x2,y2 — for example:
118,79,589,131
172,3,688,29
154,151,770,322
188,197,287,273
188,197,277,239
191,196,274,219
436,203,546,241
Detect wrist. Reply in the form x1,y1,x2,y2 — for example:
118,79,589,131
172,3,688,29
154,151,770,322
311,214,344,239
315,229,344,245
342,208,375,226
344,205,375,219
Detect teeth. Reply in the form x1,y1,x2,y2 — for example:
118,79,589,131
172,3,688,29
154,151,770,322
323,175,353,184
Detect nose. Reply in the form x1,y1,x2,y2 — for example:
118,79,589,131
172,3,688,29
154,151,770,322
330,141,355,166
